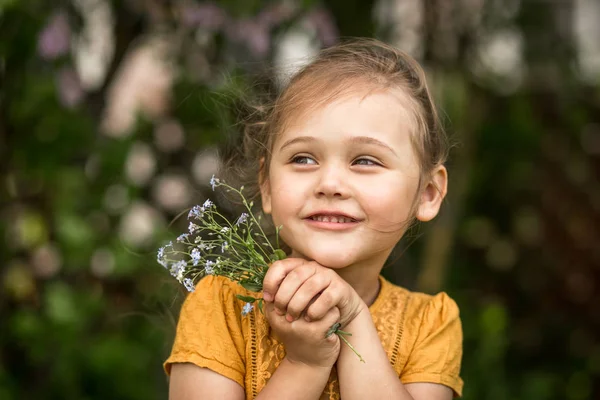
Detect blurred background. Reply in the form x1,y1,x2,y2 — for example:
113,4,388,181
1,0,599,399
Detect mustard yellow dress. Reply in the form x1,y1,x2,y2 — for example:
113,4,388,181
164,275,464,398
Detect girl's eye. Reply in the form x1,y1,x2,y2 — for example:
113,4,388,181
353,158,380,166
291,156,317,165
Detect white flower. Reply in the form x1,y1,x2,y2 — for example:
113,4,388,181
210,175,219,190
221,227,229,233
203,199,213,209
221,241,228,253
241,302,254,316
188,222,200,233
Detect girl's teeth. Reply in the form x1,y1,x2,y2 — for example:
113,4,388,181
312,216,352,223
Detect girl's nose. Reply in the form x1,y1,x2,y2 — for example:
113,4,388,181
314,165,350,199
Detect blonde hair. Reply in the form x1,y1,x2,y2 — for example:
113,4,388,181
222,37,448,205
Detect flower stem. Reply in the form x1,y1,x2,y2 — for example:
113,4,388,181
325,322,365,363
336,331,365,363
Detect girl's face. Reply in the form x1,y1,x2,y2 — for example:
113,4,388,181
260,90,445,270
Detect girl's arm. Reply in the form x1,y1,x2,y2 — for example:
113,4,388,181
169,363,245,400
255,357,332,400
255,300,342,400
169,358,332,400
336,307,453,400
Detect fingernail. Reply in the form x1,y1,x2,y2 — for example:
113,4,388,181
263,292,273,302
286,314,294,322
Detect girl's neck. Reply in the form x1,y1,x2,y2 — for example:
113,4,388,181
336,260,383,307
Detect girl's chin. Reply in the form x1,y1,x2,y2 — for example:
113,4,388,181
291,249,358,269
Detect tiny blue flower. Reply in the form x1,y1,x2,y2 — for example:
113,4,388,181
170,260,187,282
210,175,219,191
188,205,203,220
205,260,215,275
241,302,254,316
183,278,195,292
189,222,200,233
221,241,228,253
157,246,168,268
236,213,249,226
191,248,201,266
203,199,213,209
176,233,189,243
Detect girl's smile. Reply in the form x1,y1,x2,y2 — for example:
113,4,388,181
304,211,362,231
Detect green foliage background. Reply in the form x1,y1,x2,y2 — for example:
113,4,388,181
1,1,599,399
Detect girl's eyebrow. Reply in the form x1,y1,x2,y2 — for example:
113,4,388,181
279,135,397,156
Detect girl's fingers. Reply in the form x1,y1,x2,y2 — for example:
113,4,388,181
262,258,306,302
273,264,318,315
286,273,332,320
264,301,286,326
318,306,341,342
306,284,342,322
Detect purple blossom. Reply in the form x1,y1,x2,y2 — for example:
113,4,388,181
203,199,213,209
257,3,295,28
56,67,84,109
38,11,71,60
307,8,339,47
227,19,270,58
179,3,226,31
177,233,189,243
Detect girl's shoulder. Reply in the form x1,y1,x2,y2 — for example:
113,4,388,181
184,274,260,312
190,274,258,297
375,276,461,328
378,279,464,396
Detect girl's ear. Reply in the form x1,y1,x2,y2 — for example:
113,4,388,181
259,158,272,215
416,165,448,222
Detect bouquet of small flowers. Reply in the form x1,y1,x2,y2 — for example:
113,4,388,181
157,176,363,361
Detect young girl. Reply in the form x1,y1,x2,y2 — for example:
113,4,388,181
165,38,463,400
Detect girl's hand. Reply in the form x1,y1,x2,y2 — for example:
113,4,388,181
265,299,341,368
263,258,365,330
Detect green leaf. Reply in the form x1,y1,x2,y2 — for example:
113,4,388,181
257,299,264,314
240,282,262,292
235,294,257,303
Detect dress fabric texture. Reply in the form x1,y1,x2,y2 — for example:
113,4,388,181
164,275,464,399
